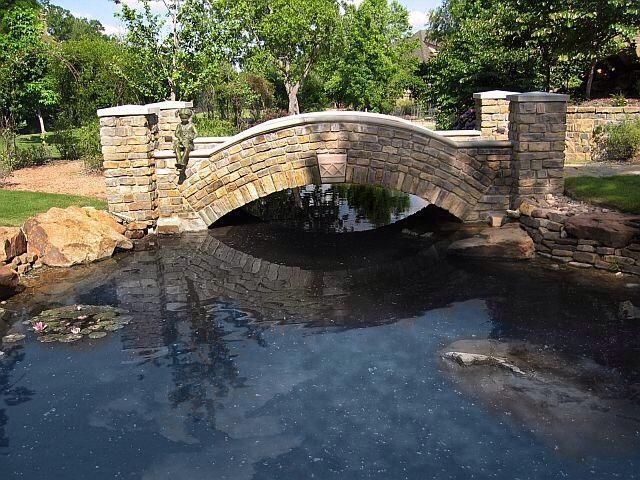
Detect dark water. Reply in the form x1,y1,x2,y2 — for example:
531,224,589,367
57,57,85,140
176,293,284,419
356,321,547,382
1,208,640,479
241,183,429,233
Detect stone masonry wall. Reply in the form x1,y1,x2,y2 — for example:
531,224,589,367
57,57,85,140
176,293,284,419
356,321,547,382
508,92,568,199
517,198,640,275
99,109,158,227
565,105,640,163
98,92,569,232
474,91,516,140
178,121,512,225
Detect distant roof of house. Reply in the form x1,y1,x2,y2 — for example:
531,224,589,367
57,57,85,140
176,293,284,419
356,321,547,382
411,29,438,63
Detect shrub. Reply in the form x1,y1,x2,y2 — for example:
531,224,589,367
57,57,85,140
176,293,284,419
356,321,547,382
10,145,51,170
50,122,102,171
193,116,237,137
610,93,627,107
594,117,640,161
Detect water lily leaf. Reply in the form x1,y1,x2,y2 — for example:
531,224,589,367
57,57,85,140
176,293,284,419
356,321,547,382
88,332,107,339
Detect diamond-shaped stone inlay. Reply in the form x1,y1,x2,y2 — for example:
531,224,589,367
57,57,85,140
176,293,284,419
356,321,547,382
317,153,347,183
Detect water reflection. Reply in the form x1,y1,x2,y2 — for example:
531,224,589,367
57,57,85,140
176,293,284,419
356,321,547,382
0,225,639,479
242,183,428,232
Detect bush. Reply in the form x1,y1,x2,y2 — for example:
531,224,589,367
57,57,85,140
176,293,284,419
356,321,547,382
10,145,51,170
49,122,102,171
594,117,640,161
193,116,237,137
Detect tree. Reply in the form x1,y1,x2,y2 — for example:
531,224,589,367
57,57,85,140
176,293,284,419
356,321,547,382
0,1,58,135
42,1,105,41
234,0,341,115
114,0,180,101
326,0,418,112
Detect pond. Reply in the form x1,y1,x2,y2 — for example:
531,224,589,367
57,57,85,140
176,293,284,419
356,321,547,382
1,186,640,480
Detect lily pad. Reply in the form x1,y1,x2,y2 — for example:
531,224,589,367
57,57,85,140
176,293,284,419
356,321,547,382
88,331,107,339
59,333,83,343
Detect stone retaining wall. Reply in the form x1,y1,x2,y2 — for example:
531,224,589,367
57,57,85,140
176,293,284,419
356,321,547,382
565,105,640,163
475,92,640,163
516,199,640,275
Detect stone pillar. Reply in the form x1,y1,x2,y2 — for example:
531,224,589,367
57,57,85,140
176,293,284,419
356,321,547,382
474,90,519,140
97,105,159,228
147,101,194,151
507,92,569,202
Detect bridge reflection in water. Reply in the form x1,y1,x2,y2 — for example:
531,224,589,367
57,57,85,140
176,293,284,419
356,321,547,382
3,224,640,479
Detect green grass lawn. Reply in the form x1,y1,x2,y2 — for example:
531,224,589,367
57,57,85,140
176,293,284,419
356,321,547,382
0,190,106,226
565,175,640,214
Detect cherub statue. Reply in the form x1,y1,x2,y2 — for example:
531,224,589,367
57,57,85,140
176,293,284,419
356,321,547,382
173,108,197,170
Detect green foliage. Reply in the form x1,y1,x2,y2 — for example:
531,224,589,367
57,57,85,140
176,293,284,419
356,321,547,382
233,0,341,114
52,37,137,126
9,144,51,170
594,117,640,161
49,121,102,170
0,1,59,132
424,0,640,126
610,93,628,107
326,0,417,113
42,1,105,41
565,176,640,214
193,116,237,137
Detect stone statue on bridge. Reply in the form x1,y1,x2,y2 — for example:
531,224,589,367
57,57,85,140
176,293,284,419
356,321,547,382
173,108,197,170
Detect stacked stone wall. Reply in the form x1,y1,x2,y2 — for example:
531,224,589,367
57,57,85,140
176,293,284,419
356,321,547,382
517,199,640,275
565,105,640,163
475,97,511,140
508,93,568,199
99,112,158,225
179,121,512,225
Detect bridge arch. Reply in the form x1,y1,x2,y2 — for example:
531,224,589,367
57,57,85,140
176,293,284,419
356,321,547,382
177,111,507,226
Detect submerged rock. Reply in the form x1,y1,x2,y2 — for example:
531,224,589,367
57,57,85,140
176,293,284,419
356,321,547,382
447,224,534,260
2,333,25,343
440,339,640,456
22,206,133,267
619,300,640,320
442,351,525,375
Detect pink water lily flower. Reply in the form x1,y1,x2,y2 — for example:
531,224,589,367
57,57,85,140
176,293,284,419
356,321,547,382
33,321,47,333
70,327,81,334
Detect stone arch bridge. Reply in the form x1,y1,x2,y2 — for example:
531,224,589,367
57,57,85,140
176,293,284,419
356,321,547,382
97,91,568,233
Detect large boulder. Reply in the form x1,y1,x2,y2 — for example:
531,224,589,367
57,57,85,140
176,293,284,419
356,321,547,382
447,224,534,260
564,213,640,248
0,227,27,263
0,265,19,289
22,206,133,267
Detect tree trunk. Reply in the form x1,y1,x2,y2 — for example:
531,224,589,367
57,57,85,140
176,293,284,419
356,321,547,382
37,111,46,135
286,82,300,115
586,58,597,101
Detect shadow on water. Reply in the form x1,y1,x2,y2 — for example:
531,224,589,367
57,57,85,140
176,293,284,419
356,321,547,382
0,187,639,479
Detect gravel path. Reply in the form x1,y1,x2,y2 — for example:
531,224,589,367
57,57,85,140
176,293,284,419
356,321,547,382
0,161,106,199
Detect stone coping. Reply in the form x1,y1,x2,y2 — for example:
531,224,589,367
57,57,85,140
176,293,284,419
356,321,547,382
97,101,193,117
473,90,520,100
507,92,570,103
146,100,193,110
97,105,158,117
194,136,231,144
435,129,482,137
567,105,640,114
